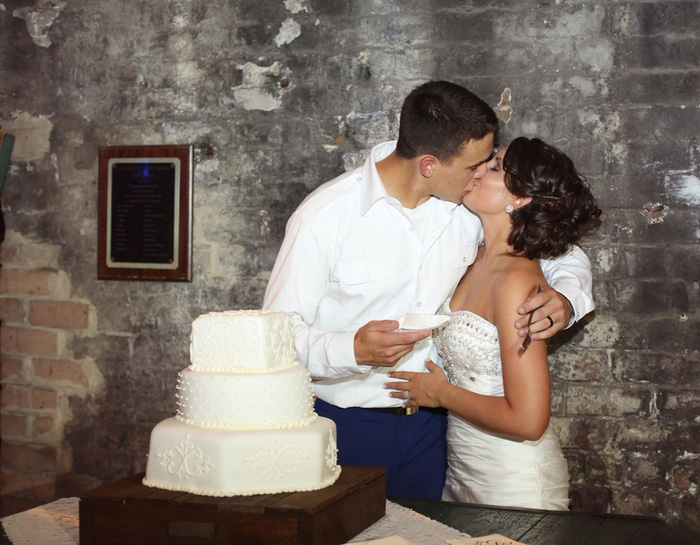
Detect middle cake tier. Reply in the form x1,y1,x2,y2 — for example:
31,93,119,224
176,366,317,430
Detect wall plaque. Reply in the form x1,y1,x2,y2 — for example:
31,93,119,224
98,145,193,281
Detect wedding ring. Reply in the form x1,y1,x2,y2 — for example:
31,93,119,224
546,315,554,328
404,390,410,400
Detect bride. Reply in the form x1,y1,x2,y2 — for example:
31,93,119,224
385,137,601,510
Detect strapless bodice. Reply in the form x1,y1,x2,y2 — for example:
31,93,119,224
434,307,501,389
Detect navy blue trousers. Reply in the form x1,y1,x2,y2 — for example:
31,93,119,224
315,398,447,501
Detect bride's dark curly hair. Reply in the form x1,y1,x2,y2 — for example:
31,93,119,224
504,137,602,260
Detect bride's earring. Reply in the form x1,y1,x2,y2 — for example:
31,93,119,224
505,204,514,214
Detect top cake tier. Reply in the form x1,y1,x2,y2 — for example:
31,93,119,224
189,310,297,372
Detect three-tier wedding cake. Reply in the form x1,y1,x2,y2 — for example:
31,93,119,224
142,309,341,496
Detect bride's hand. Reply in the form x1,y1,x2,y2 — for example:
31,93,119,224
384,359,449,407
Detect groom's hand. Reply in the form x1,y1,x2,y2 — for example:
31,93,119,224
354,320,430,367
515,285,573,340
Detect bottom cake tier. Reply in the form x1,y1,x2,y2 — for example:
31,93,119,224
142,416,342,496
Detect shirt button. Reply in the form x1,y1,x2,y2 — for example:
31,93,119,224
416,302,422,307
409,227,414,232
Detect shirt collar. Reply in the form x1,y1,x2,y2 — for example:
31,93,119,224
359,140,462,217
360,141,398,216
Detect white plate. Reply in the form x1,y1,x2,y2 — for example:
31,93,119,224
397,313,450,331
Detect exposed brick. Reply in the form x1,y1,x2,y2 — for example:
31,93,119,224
627,455,667,487
611,279,689,314
657,389,700,423
575,315,621,350
0,413,28,437
607,316,700,353
618,245,671,279
612,2,700,36
1,326,17,352
569,486,613,514
30,476,58,502
565,451,586,485
552,416,612,451
495,4,605,40
550,349,608,382
437,45,531,79
615,37,700,70
611,352,700,387
0,443,57,472
584,454,624,485
31,388,58,410
551,382,565,415
0,245,19,264
58,445,72,474
622,138,695,180
0,298,25,323
611,486,669,518
433,12,494,44
614,420,671,452
0,385,31,409
32,416,54,437
586,246,628,280
0,469,32,495
33,358,89,388
29,301,89,330
672,459,700,492
607,209,700,246
0,270,52,297
668,246,700,283
624,107,700,145
567,385,648,417
0,355,23,380
15,328,58,357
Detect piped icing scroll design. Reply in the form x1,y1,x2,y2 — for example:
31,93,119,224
190,314,263,368
264,311,297,368
243,440,309,480
325,430,338,470
155,434,212,479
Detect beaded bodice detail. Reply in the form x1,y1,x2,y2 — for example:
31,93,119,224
434,309,502,386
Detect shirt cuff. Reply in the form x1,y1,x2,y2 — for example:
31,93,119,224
555,282,591,328
325,330,372,374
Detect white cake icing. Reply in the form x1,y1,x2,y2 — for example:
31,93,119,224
189,309,297,372
143,309,341,496
175,366,317,430
143,417,340,496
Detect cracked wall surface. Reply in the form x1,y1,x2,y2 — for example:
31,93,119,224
0,0,699,530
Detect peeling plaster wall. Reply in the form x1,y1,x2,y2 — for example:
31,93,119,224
0,0,698,529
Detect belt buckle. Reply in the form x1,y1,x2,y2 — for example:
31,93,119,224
404,406,419,416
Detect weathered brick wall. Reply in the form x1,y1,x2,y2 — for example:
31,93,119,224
1,0,698,529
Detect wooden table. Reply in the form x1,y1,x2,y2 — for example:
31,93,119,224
2,489,699,544
395,499,700,545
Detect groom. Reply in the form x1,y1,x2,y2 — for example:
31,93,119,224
263,81,593,500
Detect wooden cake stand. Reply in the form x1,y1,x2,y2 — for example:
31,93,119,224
79,466,386,545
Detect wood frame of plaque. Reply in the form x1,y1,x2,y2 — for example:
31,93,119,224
97,145,193,282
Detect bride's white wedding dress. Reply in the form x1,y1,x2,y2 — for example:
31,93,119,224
435,303,570,510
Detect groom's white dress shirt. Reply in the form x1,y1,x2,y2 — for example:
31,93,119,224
263,141,594,409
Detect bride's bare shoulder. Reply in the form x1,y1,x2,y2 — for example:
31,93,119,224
494,258,545,304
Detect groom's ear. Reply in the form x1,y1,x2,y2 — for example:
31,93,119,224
419,155,437,178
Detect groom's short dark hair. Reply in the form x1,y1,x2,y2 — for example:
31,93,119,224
396,81,499,164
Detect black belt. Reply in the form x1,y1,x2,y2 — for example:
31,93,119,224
362,406,446,417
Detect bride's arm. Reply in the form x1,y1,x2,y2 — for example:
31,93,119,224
386,269,552,441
